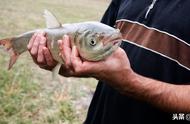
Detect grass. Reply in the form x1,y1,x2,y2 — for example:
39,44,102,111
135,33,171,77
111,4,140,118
0,0,109,123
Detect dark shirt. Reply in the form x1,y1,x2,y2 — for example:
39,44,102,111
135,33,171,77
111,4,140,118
85,0,190,124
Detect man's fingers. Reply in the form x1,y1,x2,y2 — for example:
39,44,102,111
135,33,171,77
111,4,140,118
37,37,46,63
61,35,72,69
27,33,37,50
63,35,71,48
43,47,55,66
71,46,83,72
58,40,65,60
71,46,81,63
58,40,64,50
30,32,45,56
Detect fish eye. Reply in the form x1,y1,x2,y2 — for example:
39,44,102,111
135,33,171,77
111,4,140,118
90,39,96,46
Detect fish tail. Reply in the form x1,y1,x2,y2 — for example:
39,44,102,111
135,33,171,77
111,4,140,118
0,38,12,50
0,38,19,70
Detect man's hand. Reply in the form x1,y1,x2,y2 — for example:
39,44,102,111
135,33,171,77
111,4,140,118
27,33,190,112
58,35,134,90
27,32,57,70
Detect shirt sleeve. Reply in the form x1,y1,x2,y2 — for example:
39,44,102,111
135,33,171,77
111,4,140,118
101,0,122,27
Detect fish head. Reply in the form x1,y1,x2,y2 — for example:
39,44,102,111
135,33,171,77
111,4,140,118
74,22,122,61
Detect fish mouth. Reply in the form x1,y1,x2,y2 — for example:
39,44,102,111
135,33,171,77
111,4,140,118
98,38,121,60
106,38,122,49
102,34,122,52
112,39,122,46
102,33,122,47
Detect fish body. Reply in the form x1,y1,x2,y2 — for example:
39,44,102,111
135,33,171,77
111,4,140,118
0,10,122,72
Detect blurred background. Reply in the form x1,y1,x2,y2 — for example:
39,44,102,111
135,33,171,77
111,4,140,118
0,0,109,123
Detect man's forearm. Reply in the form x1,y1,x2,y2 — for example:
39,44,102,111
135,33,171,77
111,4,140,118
56,43,190,112
122,72,190,112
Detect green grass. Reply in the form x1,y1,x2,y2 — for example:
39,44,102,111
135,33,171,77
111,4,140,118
0,0,109,123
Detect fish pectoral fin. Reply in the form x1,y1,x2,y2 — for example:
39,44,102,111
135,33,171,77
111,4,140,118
52,63,62,80
43,9,62,29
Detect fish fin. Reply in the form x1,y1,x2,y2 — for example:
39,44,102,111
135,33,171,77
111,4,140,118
43,9,61,29
0,38,20,70
52,63,62,81
8,51,19,70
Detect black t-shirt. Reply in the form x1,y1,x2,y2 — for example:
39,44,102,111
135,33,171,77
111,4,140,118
85,0,190,124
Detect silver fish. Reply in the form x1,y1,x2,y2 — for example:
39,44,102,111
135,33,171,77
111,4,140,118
0,10,122,73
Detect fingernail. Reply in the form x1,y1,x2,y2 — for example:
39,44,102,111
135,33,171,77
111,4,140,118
42,47,47,51
27,45,30,49
34,32,38,35
58,40,62,44
72,46,76,53
39,30,44,34
41,31,45,35
59,52,62,57
36,30,44,35
73,45,77,50
63,35,68,39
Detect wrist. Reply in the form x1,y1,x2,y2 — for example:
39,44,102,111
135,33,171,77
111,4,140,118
118,69,139,94
99,67,137,94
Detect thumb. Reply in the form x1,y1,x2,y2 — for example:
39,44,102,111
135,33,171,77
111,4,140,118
71,46,82,69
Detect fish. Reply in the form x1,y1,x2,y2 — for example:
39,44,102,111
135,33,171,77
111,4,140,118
0,10,122,75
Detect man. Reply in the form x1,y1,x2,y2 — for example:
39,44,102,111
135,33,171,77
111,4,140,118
28,0,190,123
